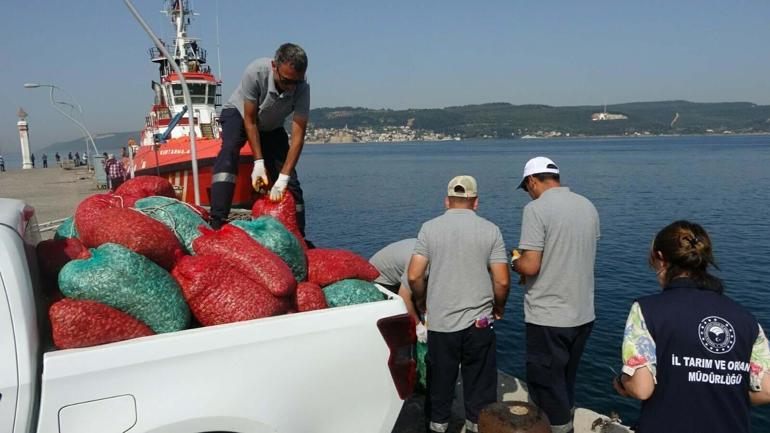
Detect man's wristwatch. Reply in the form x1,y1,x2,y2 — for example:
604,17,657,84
615,375,626,391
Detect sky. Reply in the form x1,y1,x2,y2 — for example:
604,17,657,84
2,0,770,153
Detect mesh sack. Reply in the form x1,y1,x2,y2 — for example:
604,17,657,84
322,279,385,307
172,255,289,326
114,176,176,207
59,243,190,333
37,238,90,278
50,298,154,349
251,193,307,249
306,248,380,287
295,281,327,312
76,205,183,270
193,225,296,297
415,341,428,393
53,216,79,240
36,238,90,301
135,196,210,254
232,216,307,282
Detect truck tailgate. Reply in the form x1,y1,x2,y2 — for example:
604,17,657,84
37,297,410,433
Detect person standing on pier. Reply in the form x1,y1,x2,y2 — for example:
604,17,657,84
30,153,35,168
511,156,600,433
42,153,48,168
67,152,73,161
613,220,770,432
0,154,5,172
106,154,126,191
55,152,61,164
209,43,310,231
74,152,80,167
408,175,510,433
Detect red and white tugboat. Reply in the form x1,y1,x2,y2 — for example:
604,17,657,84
133,0,255,207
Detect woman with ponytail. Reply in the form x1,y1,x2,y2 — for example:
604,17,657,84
613,220,770,432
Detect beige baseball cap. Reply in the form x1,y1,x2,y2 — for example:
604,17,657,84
447,175,478,198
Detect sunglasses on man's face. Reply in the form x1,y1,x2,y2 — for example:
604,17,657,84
275,67,305,86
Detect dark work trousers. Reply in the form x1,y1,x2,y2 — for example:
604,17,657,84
525,321,593,429
425,325,497,430
110,177,124,192
210,107,305,232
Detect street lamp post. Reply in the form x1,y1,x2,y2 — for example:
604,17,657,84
23,83,99,169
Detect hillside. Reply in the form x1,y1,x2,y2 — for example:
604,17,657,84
40,131,139,155
309,101,770,138
30,100,770,153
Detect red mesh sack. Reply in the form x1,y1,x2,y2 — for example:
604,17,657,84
37,238,90,278
193,225,296,297
50,298,154,349
295,281,327,312
306,248,381,287
251,193,307,249
76,206,183,270
172,255,289,325
115,176,176,207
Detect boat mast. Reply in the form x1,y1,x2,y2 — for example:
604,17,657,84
163,0,205,73
124,0,201,206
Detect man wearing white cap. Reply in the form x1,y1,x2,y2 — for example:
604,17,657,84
408,175,510,433
511,156,600,433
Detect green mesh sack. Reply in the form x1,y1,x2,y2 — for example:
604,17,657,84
232,217,307,282
322,279,385,307
415,341,428,394
58,243,190,333
54,216,79,240
134,196,210,254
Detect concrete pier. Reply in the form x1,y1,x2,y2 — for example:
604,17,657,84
0,165,97,226
392,371,630,433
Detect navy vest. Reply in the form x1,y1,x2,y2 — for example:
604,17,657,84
635,278,758,433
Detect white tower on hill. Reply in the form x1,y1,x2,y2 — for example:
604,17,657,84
17,107,32,170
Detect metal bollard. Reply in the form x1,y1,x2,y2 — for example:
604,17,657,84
478,401,550,433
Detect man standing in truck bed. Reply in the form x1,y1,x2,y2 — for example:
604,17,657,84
210,43,310,231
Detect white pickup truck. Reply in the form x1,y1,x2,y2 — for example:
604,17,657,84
0,198,415,433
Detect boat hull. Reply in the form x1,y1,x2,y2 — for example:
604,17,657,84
132,137,257,208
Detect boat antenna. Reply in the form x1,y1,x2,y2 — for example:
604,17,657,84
123,0,201,206
215,0,223,79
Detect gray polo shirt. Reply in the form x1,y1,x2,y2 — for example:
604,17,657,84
223,58,310,131
370,238,417,290
518,187,600,327
414,209,508,333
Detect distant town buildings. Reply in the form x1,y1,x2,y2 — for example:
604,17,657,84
305,125,461,144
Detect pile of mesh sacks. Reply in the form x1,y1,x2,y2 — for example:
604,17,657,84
39,175,385,349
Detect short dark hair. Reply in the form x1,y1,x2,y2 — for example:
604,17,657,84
275,43,308,73
521,172,560,191
532,172,559,183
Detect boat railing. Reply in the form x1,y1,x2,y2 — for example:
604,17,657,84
149,44,173,60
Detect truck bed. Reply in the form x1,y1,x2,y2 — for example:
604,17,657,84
38,295,409,433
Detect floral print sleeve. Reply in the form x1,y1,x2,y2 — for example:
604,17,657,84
750,324,770,392
621,302,657,381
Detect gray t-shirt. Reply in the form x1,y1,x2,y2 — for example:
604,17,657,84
223,58,310,131
370,238,417,290
414,209,508,333
518,187,600,327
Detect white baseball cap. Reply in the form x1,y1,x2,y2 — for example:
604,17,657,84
518,156,559,190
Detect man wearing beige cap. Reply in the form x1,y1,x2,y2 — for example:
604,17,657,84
511,156,600,433
408,175,510,433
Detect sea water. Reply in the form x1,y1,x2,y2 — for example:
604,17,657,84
300,134,770,429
